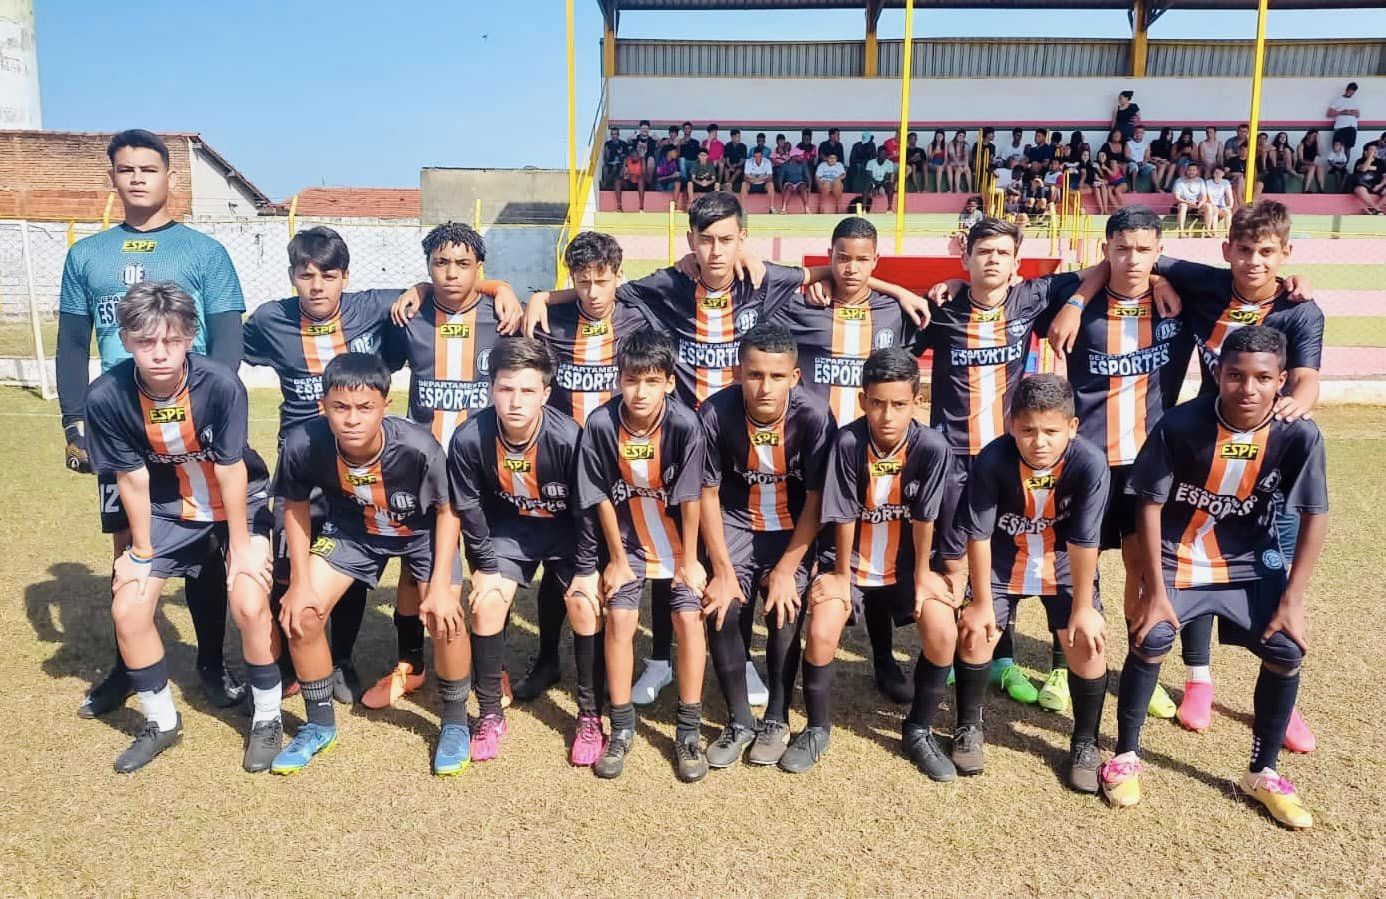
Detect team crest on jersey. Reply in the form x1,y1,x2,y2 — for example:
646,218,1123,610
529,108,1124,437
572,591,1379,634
835,306,867,321
439,322,472,338
304,321,338,336
1219,442,1261,460
580,320,611,337
750,429,780,446
1257,469,1282,493
199,426,214,446
349,334,379,353
1025,473,1058,491
1228,307,1262,325
502,456,532,473
1007,319,1030,338
147,406,186,425
736,308,759,332
541,482,568,499
621,442,655,461
971,307,1004,323
1156,318,1181,341
869,459,902,477
700,292,730,310
904,482,919,499
873,330,895,349
390,492,418,513
122,240,157,253
476,349,492,373
310,536,336,556
1262,549,1285,570
345,471,379,486
122,263,146,286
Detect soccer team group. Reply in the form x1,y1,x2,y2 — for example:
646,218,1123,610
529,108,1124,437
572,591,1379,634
60,130,1328,830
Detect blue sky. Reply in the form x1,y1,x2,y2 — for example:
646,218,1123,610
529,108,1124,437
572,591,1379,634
32,1,1384,199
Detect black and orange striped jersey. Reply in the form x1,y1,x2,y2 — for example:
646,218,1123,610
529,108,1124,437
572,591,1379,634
921,274,1081,455
386,292,502,449
275,415,448,540
773,291,920,426
575,396,705,577
1056,287,1194,467
698,384,835,533
821,418,950,587
617,263,805,407
447,406,597,574
243,289,402,435
1153,259,1324,396
959,434,1109,597
540,300,650,425
1128,394,1327,589
87,355,262,523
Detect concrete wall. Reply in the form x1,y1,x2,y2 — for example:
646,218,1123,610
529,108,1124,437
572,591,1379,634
186,139,265,220
420,167,570,226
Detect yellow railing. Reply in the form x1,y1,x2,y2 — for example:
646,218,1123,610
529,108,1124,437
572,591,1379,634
554,85,609,289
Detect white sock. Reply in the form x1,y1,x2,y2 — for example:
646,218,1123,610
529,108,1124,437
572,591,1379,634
252,682,283,725
643,658,670,672
1187,665,1212,684
137,685,178,732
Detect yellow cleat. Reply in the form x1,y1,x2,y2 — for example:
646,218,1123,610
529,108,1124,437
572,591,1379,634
1239,769,1314,830
1100,752,1143,808
1147,683,1177,719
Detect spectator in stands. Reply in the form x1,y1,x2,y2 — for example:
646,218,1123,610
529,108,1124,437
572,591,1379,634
818,128,845,174
883,132,900,165
1197,127,1223,173
1326,139,1350,190
741,145,776,212
655,145,683,207
771,134,792,189
1225,143,1249,205
865,145,896,211
631,122,658,187
1080,149,1109,213
1066,130,1088,160
1206,165,1235,233
704,125,725,179
1004,127,1025,164
779,148,811,214
1296,129,1323,193
1264,132,1293,193
946,129,972,193
815,151,847,214
678,122,701,180
928,129,948,189
1112,89,1141,141
1126,124,1154,185
973,127,996,180
1349,142,1384,213
796,128,819,190
1050,130,1070,165
602,126,627,190
616,147,646,213
1173,128,1198,175
956,195,983,238
750,131,770,159
1150,126,1176,190
1100,128,1128,170
1250,133,1271,200
1100,148,1130,211
688,148,718,198
659,124,679,160
1328,81,1361,154
1026,128,1054,175
1022,175,1049,219
1224,123,1250,159
721,128,747,191
1042,158,1064,204
904,132,925,192
1173,161,1210,235
849,132,876,192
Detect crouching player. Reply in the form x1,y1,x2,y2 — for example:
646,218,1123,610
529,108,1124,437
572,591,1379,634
448,338,600,765
1102,327,1327,829
272,353,469,776
813,348,952,777
956,375,1111,792
85,282,278,773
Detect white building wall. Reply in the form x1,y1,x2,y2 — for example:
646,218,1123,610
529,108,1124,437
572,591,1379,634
186,139,265,220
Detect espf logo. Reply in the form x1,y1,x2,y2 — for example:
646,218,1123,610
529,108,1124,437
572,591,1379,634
147,405,186,425
621,442,655,461
1228,307,1262,325
1220,442,1261,460
750,429,780,446
869,459,902,477
835,306,867,322
580,320,610,337
502,456,532,473
439,322,472,338
1025,473,1057,491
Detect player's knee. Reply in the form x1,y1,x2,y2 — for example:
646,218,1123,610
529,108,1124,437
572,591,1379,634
110,593,150,636
605,609,638,642
288,610,326,644
564,596,599,635
1257,634,1304,673
1132,621,1175,661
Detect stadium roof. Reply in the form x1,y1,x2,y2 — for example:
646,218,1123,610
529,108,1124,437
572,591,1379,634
600,1,1383,9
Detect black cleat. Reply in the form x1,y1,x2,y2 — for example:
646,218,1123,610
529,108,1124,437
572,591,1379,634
243,719,283,773
79,668,134,719
675,734,708,783
705,722,757,769
594,727,634,780
512,657,561,702
952,724,985,776
199,663,247,708
332,663,360,704
903,723,957,782
1069,740,1101,794
874,657,914,705
114,716,182,773
779,726,831,774
747,719,791,766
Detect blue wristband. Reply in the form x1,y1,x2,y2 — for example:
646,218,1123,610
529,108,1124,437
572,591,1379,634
1066,297,1086,311
126,549,153,565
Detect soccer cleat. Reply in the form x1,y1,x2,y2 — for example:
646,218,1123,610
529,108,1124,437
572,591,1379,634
198,663,247,708
706,722,757,769
675,734,709,783
243,719,283,773
779,726,831,774
433,723,472,776
594,728,634,779
569,713,606,767
471,713,507,762
114,716,182,774
631,659,673,706
1283,708,1316,754
1099,752,1143,808
902,724,957,782
1069,740,1101,794
270,722,338,775
1148,683,1177,719
1038,668,1071,713
874,657,914,705
991,662,1039,705
951,724,985,775
745,661,769,707
79,669,134,719
748,719,791,766
1239,768,1313,830
512,657,561,702
1177,680,1214,733
361,662,425,710
501,670,513,710
331,663,360,705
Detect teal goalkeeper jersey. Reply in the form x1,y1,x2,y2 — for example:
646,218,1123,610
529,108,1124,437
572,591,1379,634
58,221,245,371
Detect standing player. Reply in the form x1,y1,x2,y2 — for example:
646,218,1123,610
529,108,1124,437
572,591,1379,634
813,348,952,777
955,375,1111,792
698,322,834,769
84,283,278,773
59,129,248,718
574,331,709,782
272,353,469,776
448,338,599,764
1102,327,1327,830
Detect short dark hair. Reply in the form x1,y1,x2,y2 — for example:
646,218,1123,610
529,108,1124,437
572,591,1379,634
707,123,718,130
564,231,623,276
288,226,350,273
1347,81,1359,91
117,281,197,338
617,329,676,377
422,222,486,263
862,347,920,395
1221,325,1286,371
1106,205,1163,239
681,121,693,129
1229,199,1291,247
1120,90,1135,99
688,191,744,232
488,336,556,385
639,119,651,127
756,132,766,141
738,321,798,363
107,129,170,166
965,217,1024,254
1013,374,1075,418
730,128,740,136
832,216,878,245
322,352,392,398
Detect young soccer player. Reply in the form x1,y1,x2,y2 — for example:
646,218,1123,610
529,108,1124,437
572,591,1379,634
574,331,709,781
59,129,248,718
1102,326,1327,830
955,375,1111,791
272,353,468,776
814,348,952,778
448,338,599,764
85,282,277,773
698,322,834,769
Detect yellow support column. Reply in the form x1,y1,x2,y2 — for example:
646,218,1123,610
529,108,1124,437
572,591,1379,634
101,190,117,230
603,23,616,77
894,0,915,255
667,201,677,264
566,0,578,211
1131,0,1149,78
1244,0,1270,204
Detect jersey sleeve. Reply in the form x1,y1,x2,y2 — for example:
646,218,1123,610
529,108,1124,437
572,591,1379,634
381,323,409,372
85,386,144,475
1128,421,1175,504
1152,256,1228,317
1030,272,1083,319
358,289,406,324
667,414,706,506
820,428,862,524
199,240,246,314
273,427,316,502
58,248,91,317
698,402,723,487
209,372,249,464
1065,447,1111,548
910,433,950,523
418,438,450,512
957,449,1001,541
1283,426,1330,515
801,403,836,491
760,263,808,319
241,307,275,368
447,425,496,572
616,269,682,329
575,415,614,511
1284,304,1326,371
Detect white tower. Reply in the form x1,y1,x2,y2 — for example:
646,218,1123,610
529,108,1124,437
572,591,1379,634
0,0,41,129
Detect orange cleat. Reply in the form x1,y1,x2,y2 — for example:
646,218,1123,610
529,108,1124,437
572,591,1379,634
361,662,425,710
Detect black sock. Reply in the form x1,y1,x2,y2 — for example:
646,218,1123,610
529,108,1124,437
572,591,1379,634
1051,632,1068,671
1070,671,1108,747
1116,654,1163,756
650,581,673,662
573,632,605,716
1180,615,1214,668
763,608,803,724
300,675,336,728
126,657,170,694
470,632,507,718
864,597,894,669
1251,665,1300,773
906,655,951,729
954,660,990,728
394,611,426,672
536,569,567,667
675,700,702,742
802,660,835,731
186,555,228,671
437,675,471,727
708,606,755,729
245,661,280,691
329,581,368,666
994,621,1016,662
610,701,635,733
739,598,755,662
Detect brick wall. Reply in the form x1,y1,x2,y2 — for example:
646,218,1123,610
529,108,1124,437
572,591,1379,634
0,131,193,220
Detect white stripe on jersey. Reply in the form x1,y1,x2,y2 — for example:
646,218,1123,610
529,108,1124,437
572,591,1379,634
1187,430,1253,585
861,469,899,586
1020,480,1052,596
1115,306,1142,464
629,456,676,578
753,442,789,531
975,318,1002,448
156,400,215,522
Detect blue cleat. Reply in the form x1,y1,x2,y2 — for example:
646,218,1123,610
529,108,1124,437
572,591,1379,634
270,722,337,775
433,722,472,776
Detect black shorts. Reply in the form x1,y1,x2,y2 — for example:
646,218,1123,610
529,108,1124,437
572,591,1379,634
843,582,915,628
1133,574,1301,670
935,450,972,565
746,182,768,194
309,525,463,590
1100,464,1137,551
1333,126,1357,153
691,183,715,194
483,556,574,591
992,586,1102,633
147,498,273,580
97,471,128,534
606,556,701,613
719,526,812,610
271,491,332,584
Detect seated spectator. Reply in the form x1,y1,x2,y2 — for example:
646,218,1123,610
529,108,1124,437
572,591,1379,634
771,133,792,188
1100,129,1128,171
1074,148,1104,211
704,124,725,170
928,129,948,188
616,147,646,213
779,149,812,214
655,145,684,208
883,133,900,165
946,129,972,193
1224,123,1250,160
1112,89,1141,141
1296,129,1323,193
1101,149,1130,212
658,125,680,165
1173,161,1210,235
1003,179,1027,225
956,195,983,236
740,146,777,212
722,128,748,191
1049,129,1068,163
631,122,658,187
1022,175,1049,219
1251,133,1271,200
1225,144,1249,206
973,128,996,182
688,148,718,196
1150,126,1176,190
1197,126,1223,174
1004,127,1025,162
816,152,847,214
678,121,701,180
849,132,876,192
1085,149,1113,213
1042,158,1064,204
796,128,819,190
1206,165,1235,233
818,128,845,176
1067,130,1089,162
1264,131,1294,193
1350,143,1385,213
602,125,628,190
1026,128,1054,175
1126,124,1154,184
1173,128,1198,175
865,146,897,211
1326,139,1350,189
904,132,925,192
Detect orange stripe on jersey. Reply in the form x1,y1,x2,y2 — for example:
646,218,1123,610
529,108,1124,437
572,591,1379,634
496,438,550,518
1173,422,1271,588
572,313,617,425
745,418,791,531
828,304,873,426
854,440,907,586
1005,460,1064,596
140,389,223,522
693,283,736,404
964,305,1007,455
300,313,349,374
1103,298,1153,466
432,302,480,446
617,425,682,577
336,456,413,537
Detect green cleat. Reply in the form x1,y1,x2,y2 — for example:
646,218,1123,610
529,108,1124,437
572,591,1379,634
990,661,1039,705
1038,668,1071,712
1148,683,1177,719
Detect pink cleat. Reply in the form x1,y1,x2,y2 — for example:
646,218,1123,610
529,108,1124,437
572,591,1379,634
1177,681,1213,733
570,713,607,767
471,713,507,761
1282,707,1317,754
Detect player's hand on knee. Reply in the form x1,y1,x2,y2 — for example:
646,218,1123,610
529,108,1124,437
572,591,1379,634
226,537,273,594
1130,592,1178,648
112,547,154,602
809,571,850,615
675,559,707,599
914,571,958,619
1067,604,1107,657
280,583,325,640
1263,594,1309,653
762,567,801,627
421,583,465,643
566,573,603,622
600,558,636,603
466,570,505,614
959,600,997,654
700,572,742,631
